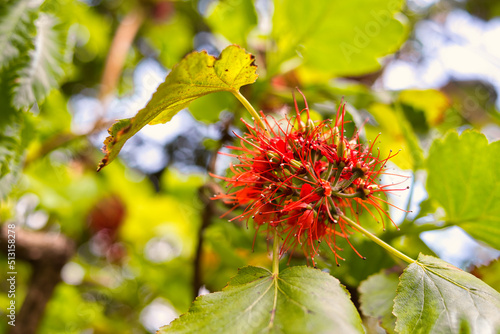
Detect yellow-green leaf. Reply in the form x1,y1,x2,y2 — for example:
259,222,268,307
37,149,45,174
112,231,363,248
365,103,423,170
97,45,258,171
398,89,450,128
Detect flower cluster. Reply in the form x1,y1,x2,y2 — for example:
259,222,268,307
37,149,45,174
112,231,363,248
213,92,405,264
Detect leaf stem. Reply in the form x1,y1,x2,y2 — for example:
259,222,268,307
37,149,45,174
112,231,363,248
340,214,415,264
232,90,268,131
272,229,280,276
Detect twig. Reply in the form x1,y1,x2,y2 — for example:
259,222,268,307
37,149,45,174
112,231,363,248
192,187,215,299
192,115,234,298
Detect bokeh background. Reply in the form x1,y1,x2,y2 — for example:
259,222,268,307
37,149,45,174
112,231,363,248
1,0,500,333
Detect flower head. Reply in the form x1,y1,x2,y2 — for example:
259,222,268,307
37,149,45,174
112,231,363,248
213,91,406,264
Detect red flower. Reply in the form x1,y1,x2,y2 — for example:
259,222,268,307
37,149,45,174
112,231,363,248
212,91,406,265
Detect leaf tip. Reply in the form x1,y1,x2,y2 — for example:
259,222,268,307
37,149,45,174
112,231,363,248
95,118,133,171
96,158,107,172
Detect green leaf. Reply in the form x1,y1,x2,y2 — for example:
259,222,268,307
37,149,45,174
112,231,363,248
97,45,258,171
359,271,398,333
426,130,500,249
0,116,24,198
365,103,423,170
0,110,33,198
391,233,437,261
205,0,258,47
189,91,236,123
143,14,193,69
12,13,65,109
0,0,40,69
393,254,500,334
0,70,33,198
268,0,407,76
158,266,363,334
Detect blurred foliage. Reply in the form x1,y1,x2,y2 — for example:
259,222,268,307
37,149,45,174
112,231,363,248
358,270,399,334
0,0,499,333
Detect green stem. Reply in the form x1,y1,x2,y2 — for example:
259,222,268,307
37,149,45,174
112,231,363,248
403,171,416,221
332,190,363,199
272,229,280,276
340,214,415,264
232,90,268,131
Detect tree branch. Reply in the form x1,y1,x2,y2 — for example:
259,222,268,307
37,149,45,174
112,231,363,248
99,6,146,105
0,224,75,334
